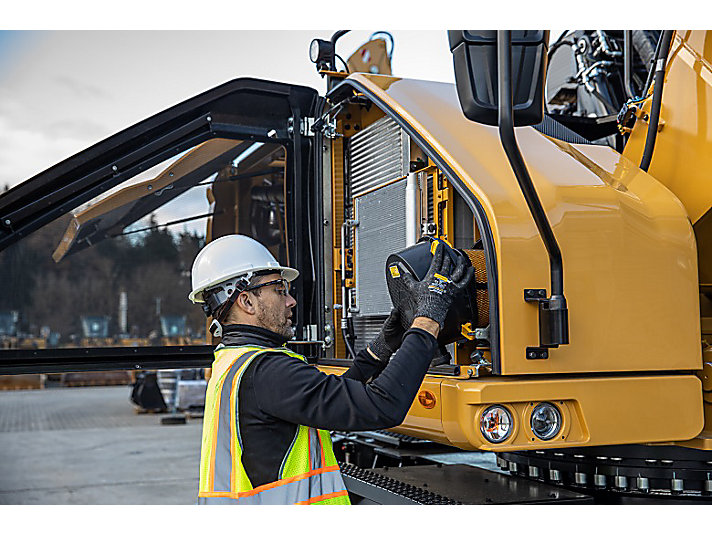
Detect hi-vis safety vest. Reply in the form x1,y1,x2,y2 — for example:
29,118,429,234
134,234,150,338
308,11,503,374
198,345,351,505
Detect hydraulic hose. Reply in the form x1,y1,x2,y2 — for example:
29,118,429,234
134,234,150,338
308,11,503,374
330,30,350,71
623,31,636,100
341,322,358,359
640,30,673,172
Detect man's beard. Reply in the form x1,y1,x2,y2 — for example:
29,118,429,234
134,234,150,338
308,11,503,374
256,305,293,339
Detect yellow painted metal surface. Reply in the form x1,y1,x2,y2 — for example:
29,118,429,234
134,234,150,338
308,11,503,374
320,365,445,440
319,365,702,450
623,30,712,225
435,374,703,450
434,374,703,451
346,73,701,375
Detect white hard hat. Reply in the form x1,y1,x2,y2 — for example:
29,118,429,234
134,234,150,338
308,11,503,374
188,234,299,304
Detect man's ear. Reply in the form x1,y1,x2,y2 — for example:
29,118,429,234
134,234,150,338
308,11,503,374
235,292,257,315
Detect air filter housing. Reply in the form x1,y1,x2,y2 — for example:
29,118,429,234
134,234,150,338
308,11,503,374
385,237,488,345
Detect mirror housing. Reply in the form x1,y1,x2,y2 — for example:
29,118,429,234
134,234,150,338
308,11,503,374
448,30,549,126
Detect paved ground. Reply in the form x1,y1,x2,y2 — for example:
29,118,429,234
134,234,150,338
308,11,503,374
0,386,202,504
0,385,500,505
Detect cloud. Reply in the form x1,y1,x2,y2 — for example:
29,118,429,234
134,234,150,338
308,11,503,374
45,118,109,141
52,75,110,100
0,114,95,188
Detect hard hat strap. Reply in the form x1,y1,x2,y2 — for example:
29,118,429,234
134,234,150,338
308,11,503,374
215,277,250,325
209,319,223,338
202,268,282,336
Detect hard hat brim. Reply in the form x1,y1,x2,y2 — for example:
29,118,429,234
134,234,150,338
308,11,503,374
188,265,300,303
281,267,299,283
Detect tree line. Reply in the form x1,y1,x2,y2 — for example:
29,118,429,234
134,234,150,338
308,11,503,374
0,213,206,342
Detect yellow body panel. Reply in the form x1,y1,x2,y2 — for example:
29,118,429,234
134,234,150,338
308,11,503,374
320,365,703,450
346,73,700,375
436,374,702,451
623,30,712,225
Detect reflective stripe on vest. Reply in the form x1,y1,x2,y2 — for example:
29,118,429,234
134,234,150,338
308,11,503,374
198,345,350,505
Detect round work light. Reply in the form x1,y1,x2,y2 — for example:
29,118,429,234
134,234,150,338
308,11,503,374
480,405,513,443
309,39,322,63
530,402,562,440
309,39,333,70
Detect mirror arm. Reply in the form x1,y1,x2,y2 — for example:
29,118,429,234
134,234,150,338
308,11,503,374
497,30,569,349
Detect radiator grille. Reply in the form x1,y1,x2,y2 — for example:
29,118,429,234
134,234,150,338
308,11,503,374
349,116,408,197
351,315,389,353
354,180,407,316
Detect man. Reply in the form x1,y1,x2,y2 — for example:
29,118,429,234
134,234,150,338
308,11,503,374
189,234,472,505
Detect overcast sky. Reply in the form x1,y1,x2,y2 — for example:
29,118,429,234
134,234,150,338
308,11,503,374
0,30,459,237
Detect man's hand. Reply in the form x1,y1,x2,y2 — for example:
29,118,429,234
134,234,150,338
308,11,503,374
401,243,474,331
367,308,406,363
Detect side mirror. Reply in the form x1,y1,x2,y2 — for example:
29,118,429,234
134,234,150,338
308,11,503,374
448,30,549,126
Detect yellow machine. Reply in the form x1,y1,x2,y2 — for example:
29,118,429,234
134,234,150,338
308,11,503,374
2,29,712,502
308,31,712,499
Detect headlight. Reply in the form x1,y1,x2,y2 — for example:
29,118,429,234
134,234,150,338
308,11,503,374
480,405,513,443
531,402,561,440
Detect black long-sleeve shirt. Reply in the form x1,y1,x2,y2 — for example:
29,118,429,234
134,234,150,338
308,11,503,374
219,323,438,488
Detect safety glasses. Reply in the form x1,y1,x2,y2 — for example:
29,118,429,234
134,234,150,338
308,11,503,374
245,278,291,297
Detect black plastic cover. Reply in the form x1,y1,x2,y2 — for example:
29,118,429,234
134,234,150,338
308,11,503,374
448,30,549,126
385,238,477,346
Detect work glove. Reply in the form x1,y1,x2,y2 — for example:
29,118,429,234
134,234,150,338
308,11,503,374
367,308,406,363
400,244,474,331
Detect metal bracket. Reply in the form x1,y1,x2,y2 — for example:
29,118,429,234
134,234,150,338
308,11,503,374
526,347,549,360
323,118,340,139
468,350,492,377
461,323,490,343
524,288,551,360
300,117,316,137
524,288,547,302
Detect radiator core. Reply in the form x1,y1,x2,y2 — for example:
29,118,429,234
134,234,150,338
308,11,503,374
349,116,410,318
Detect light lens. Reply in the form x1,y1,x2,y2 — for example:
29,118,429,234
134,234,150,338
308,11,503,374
309,39,320,63
480,405,513,443
531,402,562,440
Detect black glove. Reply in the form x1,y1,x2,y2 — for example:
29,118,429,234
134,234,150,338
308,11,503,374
401,244,474,330
367,308,406,363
